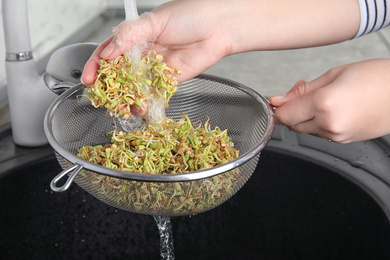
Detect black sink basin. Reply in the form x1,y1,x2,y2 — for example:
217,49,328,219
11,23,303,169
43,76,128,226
1,147,390,260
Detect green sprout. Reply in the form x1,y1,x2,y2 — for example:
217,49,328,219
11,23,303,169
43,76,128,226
77,51,241,215
78,115,239,174
77,115,240,215
85,50,181,120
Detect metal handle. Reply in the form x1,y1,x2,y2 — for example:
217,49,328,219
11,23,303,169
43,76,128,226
43,73,76,95
50,163,83,192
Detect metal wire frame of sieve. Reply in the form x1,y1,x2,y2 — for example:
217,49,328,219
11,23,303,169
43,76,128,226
44,74,275,216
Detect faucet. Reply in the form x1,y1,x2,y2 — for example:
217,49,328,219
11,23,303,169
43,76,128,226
2,0,58,146
2,0,97,147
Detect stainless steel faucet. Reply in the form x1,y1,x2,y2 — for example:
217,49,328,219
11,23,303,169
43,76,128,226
2,0,58,146
2,0,97,147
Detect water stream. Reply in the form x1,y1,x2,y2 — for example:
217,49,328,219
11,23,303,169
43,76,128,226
154,216,175,260
118,0,167,130
122,2,176,260
124,0,139,20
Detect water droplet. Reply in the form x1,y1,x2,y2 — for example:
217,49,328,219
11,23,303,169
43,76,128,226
350,161,364,168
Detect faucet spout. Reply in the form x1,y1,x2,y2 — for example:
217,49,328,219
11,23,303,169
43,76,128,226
2,0,57,146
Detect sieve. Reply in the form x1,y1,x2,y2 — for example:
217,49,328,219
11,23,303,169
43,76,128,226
44,74,274,216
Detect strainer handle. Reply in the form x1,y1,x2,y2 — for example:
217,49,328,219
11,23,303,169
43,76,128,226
50,164,83,192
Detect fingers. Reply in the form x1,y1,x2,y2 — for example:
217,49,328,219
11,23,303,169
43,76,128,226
81,58,99,85
82,13,158,85
269,80,306,107
81,36,115,85
81,34,149,117
131,101,148,117
273,93,316,126
287,79,307,94
99,40,121,60
273,92,338,141
271,71,336,126
270,68,339,108
102,13,158,60
270,68,347,142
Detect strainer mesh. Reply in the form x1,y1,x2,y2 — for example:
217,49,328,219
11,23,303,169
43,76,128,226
47,76,272,216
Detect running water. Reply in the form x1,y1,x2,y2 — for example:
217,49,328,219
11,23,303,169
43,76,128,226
122,2,175,260
154,216,175,260
124,0,139,20
117,0,167,130
117,114,146,132
123,0,142,60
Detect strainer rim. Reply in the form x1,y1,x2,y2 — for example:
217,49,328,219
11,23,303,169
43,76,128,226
44,74,275,182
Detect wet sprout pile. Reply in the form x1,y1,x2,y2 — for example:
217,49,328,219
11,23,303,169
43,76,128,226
85,50,180,120
78,115,239,174
78,51,241,215
77,115,240,215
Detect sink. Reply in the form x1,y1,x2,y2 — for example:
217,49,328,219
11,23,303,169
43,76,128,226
2,4,390,258
1,138,389,259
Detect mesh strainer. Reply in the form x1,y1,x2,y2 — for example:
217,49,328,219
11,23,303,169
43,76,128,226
44,74,274,216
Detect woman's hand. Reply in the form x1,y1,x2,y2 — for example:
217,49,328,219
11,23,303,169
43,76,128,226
81,0,237,86
269,59,390,143
82,0,360,85
81,0,362,119
81,0,239,117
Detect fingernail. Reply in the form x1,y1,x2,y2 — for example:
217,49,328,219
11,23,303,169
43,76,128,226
100,43,115,59
269,94,286,101
81,74,92,85
80,75,89,85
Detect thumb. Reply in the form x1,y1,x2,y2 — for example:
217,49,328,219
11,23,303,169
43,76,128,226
270,67,342,107
81,36,115,85
269,80,307,107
